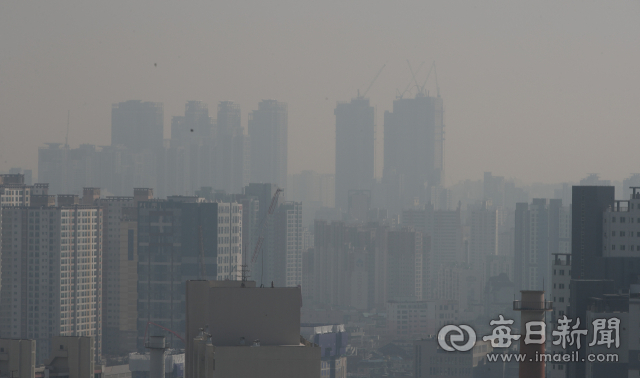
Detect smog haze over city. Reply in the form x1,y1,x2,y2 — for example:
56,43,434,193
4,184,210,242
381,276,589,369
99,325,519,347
2,0,640,184
1,1,640,378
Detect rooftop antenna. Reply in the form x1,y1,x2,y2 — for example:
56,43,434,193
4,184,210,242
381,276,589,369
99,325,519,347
64,110,70,149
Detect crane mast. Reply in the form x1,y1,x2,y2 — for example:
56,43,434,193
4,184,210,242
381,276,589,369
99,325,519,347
251,188,283,265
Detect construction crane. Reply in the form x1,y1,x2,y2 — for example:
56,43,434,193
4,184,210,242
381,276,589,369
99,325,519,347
357,64,386,99
418,61,440,98
396,61,425,99
250,188,283,286
251,188,283,264
407,60,423,96
64,110,70,149
144,321,185,345
198,226,205,279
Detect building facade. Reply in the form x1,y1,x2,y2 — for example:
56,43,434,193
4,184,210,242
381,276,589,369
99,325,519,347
137,199,241,350
0,201,103,363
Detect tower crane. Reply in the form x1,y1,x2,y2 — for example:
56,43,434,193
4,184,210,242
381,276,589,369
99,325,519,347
357,64,386,99
250,188,283,284
407,60,423,96
144,321,185,345
418,61,440,98
397,61,425,99
198,225,205,279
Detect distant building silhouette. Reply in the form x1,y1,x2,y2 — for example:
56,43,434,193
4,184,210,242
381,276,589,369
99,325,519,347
248,100,288,188
334,98,375,210
111,100,164,151
382,94,444,214
215,101,249,193
514,198,570,292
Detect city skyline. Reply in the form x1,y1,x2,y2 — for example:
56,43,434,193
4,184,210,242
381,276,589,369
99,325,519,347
3,1,640,185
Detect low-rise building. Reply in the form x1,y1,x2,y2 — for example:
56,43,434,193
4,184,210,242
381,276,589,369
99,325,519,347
45,336,94,378
186,280,320,378
0,339,35,378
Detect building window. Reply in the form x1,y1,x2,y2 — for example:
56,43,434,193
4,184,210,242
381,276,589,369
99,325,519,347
612,245,616,250
612,231,616,237
621,217,626,223
612,217,616,223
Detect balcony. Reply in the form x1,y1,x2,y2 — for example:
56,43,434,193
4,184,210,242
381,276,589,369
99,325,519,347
513,301,553,311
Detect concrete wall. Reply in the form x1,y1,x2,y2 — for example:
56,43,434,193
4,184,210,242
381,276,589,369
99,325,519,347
46,336,94,378
208,346,319,378
0,339,35,378
186,280,303,377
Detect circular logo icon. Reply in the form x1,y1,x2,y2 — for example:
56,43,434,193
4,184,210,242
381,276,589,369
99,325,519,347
437,325,477,352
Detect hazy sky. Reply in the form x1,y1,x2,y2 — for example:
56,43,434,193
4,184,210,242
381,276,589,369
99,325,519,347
1,0,639,186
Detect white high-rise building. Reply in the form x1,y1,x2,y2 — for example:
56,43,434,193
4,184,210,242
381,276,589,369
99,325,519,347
0,202,103,364
216,202,243,281
274,202,302,287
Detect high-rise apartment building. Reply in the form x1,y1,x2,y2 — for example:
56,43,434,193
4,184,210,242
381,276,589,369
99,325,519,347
244,183,281,285
273,201,302,287
514,199,570,291
136,198,241,349
0,174,41,207
386,229,425,301
170,101,213,147
97,188,152,357
467,200,498,270
37,144,69,195
571,186,614,280
170,101,215,194
0,200,103,364
111,101,164,151
382,95,444,214
401,205,464,298
215,101,249,193
248,100,288,187
334,98,375,210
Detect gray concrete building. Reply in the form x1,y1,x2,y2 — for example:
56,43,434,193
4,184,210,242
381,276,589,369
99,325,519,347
0,339,35,378
45,336,94,378
186,280,320,378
